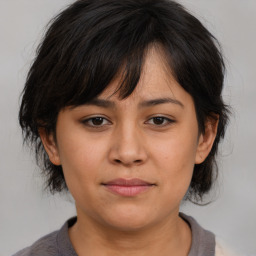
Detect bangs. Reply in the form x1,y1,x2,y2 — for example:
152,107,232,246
43,1,163,108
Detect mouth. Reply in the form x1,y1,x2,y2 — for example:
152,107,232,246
102,178,156,197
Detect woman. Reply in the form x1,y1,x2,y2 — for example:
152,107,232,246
15,0,234,255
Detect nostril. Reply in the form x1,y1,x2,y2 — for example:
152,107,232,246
113,159,142,165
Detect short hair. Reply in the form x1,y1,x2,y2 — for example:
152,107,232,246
19,0,229,201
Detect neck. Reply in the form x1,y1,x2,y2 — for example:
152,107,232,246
68,210,191,256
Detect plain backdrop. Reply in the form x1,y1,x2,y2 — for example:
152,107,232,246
0,0,255,255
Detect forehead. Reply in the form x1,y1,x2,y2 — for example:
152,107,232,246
97,46,192,106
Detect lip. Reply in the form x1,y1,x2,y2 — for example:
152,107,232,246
102,178,155,197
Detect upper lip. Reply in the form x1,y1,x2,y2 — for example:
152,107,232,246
102,178,154,186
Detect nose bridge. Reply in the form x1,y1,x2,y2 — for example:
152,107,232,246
109,120,147,165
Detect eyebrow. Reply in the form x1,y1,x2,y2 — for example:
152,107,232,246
138,97,184,108
84,97,184,108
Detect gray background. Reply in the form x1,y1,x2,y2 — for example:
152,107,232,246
0,0,255,255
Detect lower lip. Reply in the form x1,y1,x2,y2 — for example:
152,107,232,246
104,185,153,197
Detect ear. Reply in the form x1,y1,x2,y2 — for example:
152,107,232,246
39,128,61,166
195,115,219,164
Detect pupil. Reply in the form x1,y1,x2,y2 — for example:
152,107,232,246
92,117,103,125
154,117,164,125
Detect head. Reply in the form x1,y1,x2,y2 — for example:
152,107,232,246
19,0,229,205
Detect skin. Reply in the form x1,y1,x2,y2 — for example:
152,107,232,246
40,46,218,256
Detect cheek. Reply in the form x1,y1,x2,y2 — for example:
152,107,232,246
152,131,198,170
56,130,108,192
150,129,198,196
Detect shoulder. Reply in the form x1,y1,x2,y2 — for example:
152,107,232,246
12,217,77,256
12,230,59,256
180,212,216,256
180,213,243,256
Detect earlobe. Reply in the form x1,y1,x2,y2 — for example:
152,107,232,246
195,116,219,164
39,129,61,166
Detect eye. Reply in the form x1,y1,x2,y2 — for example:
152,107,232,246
146,116,174,126
81,117,111,127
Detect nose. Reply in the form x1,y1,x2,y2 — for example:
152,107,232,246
108,124,148,166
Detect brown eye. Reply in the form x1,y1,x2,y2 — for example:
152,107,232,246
91,117,104,126
146,116,175,126
82,116,111,127
153,117,165,125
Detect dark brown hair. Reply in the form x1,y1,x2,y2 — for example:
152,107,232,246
19,0,229,201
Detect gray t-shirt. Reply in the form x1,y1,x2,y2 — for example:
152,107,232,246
13,213,215,256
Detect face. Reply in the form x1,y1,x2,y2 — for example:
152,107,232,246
41,47,216,232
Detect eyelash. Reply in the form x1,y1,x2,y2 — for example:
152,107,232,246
146,116,175,126
81,117,111,128
81,116,175,128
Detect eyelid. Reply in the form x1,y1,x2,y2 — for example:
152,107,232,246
145,116,175,126
81,116,112,127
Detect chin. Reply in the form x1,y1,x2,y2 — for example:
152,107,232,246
100,207,155,232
